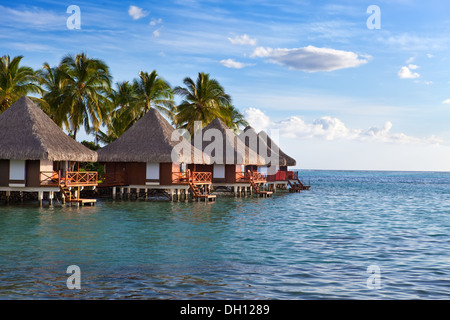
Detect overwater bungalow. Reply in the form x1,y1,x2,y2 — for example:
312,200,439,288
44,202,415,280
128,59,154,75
97,108,215,201
239,126,308,192
0,96,98,206
191,118,271,197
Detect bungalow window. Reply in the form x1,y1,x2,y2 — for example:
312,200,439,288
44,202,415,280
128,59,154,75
213,164,225,179
259,166,269,175
146,163,160,182
9,160,26,187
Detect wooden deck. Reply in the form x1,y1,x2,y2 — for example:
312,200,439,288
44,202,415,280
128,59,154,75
65,198,97,206
40,170,98,205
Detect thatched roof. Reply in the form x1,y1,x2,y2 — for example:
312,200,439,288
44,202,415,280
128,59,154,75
258,130,296,167
238,126,296,167
0,96,97,162
197,118,264,165
97,108,209,164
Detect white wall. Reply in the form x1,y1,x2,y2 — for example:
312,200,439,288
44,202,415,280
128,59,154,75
40,160,53,172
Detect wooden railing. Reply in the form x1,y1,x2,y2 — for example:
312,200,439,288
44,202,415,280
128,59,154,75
173,170,212,184
252,172,267,182
40,171,98,187
191,171,212,184
40,171,59,186
64,171,98,187
236,171,267,183
236,172,246,182
172,171,188,183
267,170,298,182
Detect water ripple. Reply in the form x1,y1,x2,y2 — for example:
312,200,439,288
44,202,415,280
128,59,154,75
1,170,450,299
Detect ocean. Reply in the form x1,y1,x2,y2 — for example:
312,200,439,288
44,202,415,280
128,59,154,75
1,170,450,299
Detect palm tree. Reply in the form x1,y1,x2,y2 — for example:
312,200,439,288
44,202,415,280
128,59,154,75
174,72,232,136
131,70,175,125
0,55,41,113
57,53,113,140
224,104,249,133
104,80,138,142
37,62,70,129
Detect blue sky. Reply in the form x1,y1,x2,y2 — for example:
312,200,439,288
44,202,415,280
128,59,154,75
2,0,450,170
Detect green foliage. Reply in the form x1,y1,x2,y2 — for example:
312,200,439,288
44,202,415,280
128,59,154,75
5,53,248,143
81,140,101,150
174,72,240,136
0,55,42,112
39,53,113,140
79,140,104,174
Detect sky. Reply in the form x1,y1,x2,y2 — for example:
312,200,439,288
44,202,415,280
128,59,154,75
1,0,450,171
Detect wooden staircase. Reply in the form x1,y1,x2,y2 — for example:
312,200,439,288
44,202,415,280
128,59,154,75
288,180,302,193
187,170,216,202
248,171,272,197
288,179,310,192
57,171,97,206
297,179,311,190
60,184,75,202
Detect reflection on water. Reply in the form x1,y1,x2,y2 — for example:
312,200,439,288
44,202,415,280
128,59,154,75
1,171,450,299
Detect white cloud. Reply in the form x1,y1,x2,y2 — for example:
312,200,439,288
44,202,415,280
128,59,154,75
219,58,252,69
427,53,434,58
244,108,442,145
228,34,257,46
243,108,271,133
250,45,369,72
128,6,148,20
442,99,450,104
406,57,415,64
398,65,420,79
150,18,162,26
153,27,162,37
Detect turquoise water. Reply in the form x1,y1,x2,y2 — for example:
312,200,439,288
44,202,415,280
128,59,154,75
1,170,450,299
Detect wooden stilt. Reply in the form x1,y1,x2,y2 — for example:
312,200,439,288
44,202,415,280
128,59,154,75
38,191,43,207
